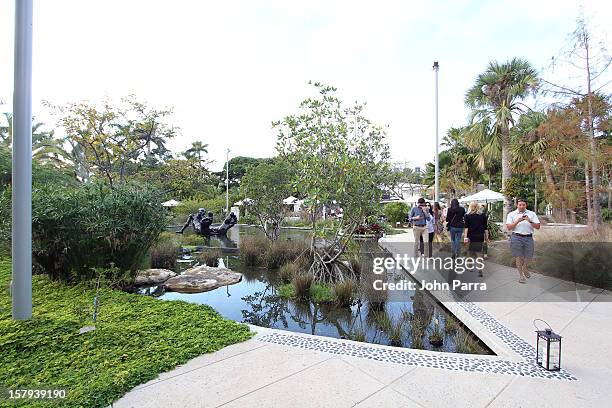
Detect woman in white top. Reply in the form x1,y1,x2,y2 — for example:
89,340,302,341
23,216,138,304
419,203,436,257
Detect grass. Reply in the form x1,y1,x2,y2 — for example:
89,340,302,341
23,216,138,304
149,240,178,270
333,280,354,307
197,248,222,267
265,239,310,269
488,224,612,289
0,259,253,407
239,235,269,267
278,282,334,303
278,261,300,283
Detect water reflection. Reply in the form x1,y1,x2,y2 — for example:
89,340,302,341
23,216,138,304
145,226,491,354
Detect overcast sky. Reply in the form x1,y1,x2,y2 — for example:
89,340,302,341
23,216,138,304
1,0,610,171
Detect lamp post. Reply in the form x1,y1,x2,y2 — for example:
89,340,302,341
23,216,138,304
12,0,33,320
225,148,230,214
433,61,440,203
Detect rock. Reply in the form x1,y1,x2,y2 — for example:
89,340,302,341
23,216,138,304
164,265,242,293
135,269,177,286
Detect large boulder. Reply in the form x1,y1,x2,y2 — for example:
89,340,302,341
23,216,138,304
164,265,242,293
135,269,177,286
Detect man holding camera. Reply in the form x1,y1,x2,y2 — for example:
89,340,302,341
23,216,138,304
409,198,432,257
506,199,541,283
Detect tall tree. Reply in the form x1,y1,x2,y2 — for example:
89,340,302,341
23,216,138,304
55,96,176,187
277,82,392,281
183,141,209,168
465,58,539,221
241,159,294,241
541,16,612,228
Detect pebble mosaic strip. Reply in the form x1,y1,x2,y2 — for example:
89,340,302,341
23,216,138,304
257,301,577,381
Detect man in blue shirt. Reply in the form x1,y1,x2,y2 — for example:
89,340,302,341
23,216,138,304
409,198,432,256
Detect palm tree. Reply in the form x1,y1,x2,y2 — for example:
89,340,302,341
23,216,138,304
183,141,209,167
465,58,538,221
0,112,70,166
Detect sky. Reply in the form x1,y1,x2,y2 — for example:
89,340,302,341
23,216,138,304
1,0,611,171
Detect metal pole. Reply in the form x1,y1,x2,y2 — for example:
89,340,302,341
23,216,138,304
12,0,33,320
225,148,230,214
433,61,440,203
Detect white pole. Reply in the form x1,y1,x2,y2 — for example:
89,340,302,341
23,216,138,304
12,0,33,320
225,148,230,214
433,61,440,203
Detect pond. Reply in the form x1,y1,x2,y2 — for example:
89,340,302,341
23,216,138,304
140,225,493,355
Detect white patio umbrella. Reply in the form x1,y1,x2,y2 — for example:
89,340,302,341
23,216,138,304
458,189,504,204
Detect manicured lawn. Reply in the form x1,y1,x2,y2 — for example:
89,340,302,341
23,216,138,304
0,259,253,407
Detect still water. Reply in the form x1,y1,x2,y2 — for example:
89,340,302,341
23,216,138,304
143,226,492,354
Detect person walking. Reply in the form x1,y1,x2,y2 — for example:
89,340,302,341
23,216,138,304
446,198,466,258
464,201,488,277
506,198,541,283
432,202,446,242
409,198,432,256
419,203,435,257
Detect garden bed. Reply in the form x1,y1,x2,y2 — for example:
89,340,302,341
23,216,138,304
0,259,253,408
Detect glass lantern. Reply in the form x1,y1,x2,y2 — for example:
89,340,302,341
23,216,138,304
536,328,562,371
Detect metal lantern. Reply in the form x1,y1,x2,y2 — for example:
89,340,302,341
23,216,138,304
535,324,562,371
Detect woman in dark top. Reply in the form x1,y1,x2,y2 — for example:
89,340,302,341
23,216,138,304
446,198,466,258
464,201,488,276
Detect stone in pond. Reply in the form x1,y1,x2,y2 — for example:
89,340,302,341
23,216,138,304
135,269,177,286
164,265,242,293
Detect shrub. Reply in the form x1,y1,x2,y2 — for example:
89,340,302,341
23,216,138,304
240,235,269,266
384,202,410,224
30,182,167,283
292,273,314,299
197,248,221,267
150,241,178,270
310,283,333,303
333,279,354,307
486,216,501,240
266,239,309,269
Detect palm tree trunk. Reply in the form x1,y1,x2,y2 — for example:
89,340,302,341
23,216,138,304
501,126,513,223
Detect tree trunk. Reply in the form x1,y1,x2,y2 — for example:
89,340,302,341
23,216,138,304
585,43,603,227
542,159,567,223
501,125,513,223
585,161,593,225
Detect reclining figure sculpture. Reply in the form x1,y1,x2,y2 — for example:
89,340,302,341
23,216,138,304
178,209,238,236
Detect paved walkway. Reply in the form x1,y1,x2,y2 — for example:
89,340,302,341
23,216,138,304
113,232,612,407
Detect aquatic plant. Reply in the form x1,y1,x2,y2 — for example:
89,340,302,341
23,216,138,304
333,279,354,307
197,248,222,267
292,273,314,299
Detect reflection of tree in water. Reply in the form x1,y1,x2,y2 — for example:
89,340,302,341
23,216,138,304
240,283,290,328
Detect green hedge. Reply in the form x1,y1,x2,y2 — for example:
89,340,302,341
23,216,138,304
0,259,253,407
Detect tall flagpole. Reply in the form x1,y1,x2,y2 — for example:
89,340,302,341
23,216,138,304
433,61,440,203
12,0,33,320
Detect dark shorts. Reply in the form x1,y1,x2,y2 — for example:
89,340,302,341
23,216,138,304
510,234,534,259
468,241,485,253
